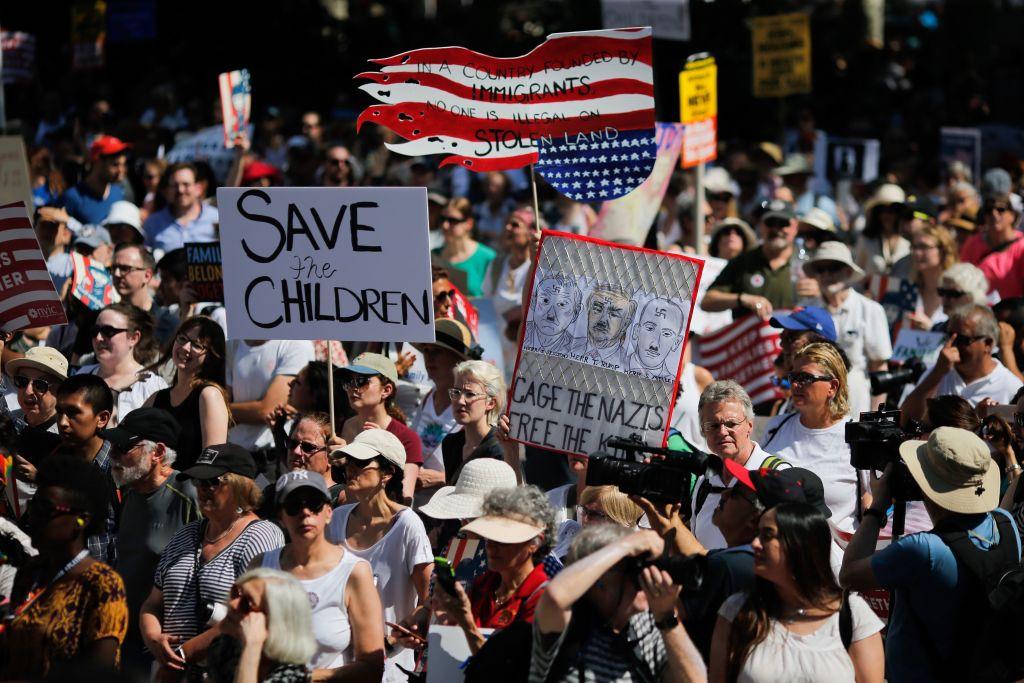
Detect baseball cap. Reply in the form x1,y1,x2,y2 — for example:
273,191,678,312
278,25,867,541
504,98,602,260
6,346,69,380
723,459,832,518
73,225,112,250
180,443,257,480
899,426,998,514
100,407,180,452
756,199,796,223
335,428,406,469
275,470,331,505
242,160,282,185
102,201,142,231
769,306,837,342
342,352,399,385
89,135,131,160
904,195,938,223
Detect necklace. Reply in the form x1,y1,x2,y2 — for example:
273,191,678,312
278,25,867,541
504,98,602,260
495,573,528,605
204,517,241,544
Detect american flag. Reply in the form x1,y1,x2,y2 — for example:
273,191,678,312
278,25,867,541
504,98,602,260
0,202,67,332
696,314,783,405
864,274,918,340
356,27,656,200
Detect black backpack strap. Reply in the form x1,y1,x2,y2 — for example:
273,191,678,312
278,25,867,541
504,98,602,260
839,590,853,650
936,513,1020,584
762,412,798,450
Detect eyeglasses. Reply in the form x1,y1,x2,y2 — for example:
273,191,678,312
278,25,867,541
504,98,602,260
325,158,348,167
174,334,208,354
952,334,988,348
13,375,54,393
911,243,939,252
287,439,326,455
576,505,610,523
282,494,328,517
763,218,790,229
701,418,747,434
448,387,486,402
110,264,147,275
343,375,374,391
196,476,226,489
27,496,80,521
92,324,128,339
786,371,834,386
937,287,967,299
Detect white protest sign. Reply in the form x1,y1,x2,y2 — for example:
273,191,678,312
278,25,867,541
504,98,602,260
508,231,703,455
426,625,495,683
891,329,946,366
217,187,435,343
166,124,252,183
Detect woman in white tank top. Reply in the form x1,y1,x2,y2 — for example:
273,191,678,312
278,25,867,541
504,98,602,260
251,471,385,681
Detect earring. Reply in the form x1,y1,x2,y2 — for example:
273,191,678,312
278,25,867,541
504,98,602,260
235,507,244,515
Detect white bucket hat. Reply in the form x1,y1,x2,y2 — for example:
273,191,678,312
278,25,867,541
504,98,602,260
418,458,517,520
805,241,865,280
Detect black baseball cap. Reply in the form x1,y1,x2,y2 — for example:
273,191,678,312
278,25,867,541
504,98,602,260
724,460,832,518
100,407,180,452
180,443,257,480
756,199,796,223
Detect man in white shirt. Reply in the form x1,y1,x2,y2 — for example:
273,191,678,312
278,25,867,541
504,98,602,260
689,380,789,550
902,304,1023,422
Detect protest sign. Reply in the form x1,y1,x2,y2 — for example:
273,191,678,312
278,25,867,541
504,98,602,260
865,274,918,341
591,122,684,245
185,242,224,303
825,137,880,183
1,31,35,85
687,254,731,337
356,27,657,201
751,13,812,98
70,252,118,311
426,625,494,683
940,127,981,187
166,124,252,184
0,137,34,212
891,329,946,366
218,69,252,148
507,231,703,455
601,0,690,42
217,187,436,343
0,202,67,332
696,315,782,405
679,56,717,169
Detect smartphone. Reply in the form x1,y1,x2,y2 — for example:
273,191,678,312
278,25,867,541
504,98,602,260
386,621,426,643
988,404,1017,422
433,556,458,596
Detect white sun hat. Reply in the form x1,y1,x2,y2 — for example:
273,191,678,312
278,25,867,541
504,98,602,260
418,458,517,520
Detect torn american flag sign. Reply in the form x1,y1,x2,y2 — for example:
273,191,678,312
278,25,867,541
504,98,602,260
356,27,657,201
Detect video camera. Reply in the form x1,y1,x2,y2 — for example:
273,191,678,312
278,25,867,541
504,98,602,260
621,549,706,593
869,359,925,408
585,434,720,505
845,409,926,502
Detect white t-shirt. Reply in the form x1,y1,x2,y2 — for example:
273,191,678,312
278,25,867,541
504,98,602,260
226,339,315,450
912,359,1023,408
763,413,860,526
261,547,366,670
690,442,786,551
719,591,883,683
325,505,433,683
829,289,892,417
75,364,168,426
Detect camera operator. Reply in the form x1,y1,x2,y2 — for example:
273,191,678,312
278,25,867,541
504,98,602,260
531,526,706,683
840,427,1022,683
901,304,1023,423
690,381,789,550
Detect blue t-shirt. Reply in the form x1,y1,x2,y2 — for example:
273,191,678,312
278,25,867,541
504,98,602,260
57,181,125,224
143,203,219,254
872,509,1021,683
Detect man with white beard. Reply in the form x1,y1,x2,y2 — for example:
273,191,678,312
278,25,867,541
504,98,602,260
101,407,199,676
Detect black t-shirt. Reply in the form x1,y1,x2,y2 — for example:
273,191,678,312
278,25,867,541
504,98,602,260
682,545,755,660
441,427,504,484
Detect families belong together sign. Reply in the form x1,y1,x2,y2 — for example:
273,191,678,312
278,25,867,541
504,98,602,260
217,187,436,343
356,27,657,201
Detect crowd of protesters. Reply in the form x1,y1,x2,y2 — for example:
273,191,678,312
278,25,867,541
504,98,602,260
0,81,1023,683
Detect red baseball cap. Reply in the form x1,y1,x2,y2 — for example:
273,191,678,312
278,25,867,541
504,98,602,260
89,135,131,160
242,160,282,185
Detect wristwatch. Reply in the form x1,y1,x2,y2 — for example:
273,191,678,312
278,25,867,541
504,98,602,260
654,613,680,631
862,507,887,527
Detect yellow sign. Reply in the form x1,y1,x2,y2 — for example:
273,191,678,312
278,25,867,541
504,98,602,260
679,57,717,125
751,12,811,98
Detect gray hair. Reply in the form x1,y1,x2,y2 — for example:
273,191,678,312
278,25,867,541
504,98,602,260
942,263,989,305
948,304,1000,349
236,568,317,665
565,523,632,565
453,360,507,424
950,180,979,201
483,485,557,559
698,380,755,420
138,439,177,467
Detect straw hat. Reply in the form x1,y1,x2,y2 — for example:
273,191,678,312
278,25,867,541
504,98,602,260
418,459,518,520
899,427,998,514
805,241,865,279
6,346,69,380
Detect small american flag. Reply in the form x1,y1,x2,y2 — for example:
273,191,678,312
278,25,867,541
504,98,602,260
864,274,918,340
356,27,656,200
696,314,783,405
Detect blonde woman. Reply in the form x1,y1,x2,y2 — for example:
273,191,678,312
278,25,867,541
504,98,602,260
762,343,860,525
439,360,511,485
577,485,643,528
903,223,959,331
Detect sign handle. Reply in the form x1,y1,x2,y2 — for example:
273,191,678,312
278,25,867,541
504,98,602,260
694,161,706,255
529,163,541,231
326,341,337,439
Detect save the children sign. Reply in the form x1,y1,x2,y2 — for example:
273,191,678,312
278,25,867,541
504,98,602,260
217,187,436,343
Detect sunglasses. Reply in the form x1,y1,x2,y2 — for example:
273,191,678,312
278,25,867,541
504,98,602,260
13,375,54,393
283,494,328,517
343,459,381,474
937,287,966,299
984,204,1011,215
343,375,374,391
196,476,226,489
435,289,456,302
440,214,467,224
952,334,988,348
786,371,834,386
809,262,847,275
879,203,904,213
288,439,326,455
28,496,81,521
707,192,733,202
92,324,128,339
763,218,790,229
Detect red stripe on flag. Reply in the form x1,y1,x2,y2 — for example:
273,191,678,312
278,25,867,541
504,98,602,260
0,298,67,330
0,217,32,231
0,279,62,299
0,238,44,252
